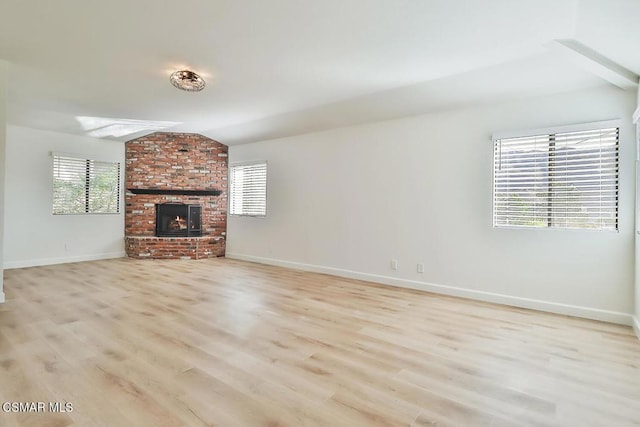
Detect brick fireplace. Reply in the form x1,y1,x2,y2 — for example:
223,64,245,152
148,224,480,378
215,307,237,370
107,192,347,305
125,132,228,259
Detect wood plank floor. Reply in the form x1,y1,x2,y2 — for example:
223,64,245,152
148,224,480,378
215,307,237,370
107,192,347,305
0,257,639,427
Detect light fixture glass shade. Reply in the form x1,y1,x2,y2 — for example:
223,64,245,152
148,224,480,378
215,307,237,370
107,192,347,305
170,70,206,92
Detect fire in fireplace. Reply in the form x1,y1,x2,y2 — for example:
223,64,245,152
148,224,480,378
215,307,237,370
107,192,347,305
155,203,202,237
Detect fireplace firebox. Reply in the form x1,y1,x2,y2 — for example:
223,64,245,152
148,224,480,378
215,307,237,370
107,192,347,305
155,203,202,237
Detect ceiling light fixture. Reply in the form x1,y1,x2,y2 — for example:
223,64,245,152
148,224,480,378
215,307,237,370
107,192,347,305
169,70,206,92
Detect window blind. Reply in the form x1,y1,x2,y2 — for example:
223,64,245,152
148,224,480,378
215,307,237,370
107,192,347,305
493,126,618,230
229,161,267,216
53,155,121,214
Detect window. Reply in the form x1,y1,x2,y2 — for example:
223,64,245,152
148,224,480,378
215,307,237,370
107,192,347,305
53,154,121,214
493,122,619,231
229,161,267,217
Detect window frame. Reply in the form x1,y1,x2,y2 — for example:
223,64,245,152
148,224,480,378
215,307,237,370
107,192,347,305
228,160,268,218
51,152,122,215
491,120,620,232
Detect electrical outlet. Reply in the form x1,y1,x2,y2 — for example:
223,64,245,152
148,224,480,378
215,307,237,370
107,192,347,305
417,263,424,273
64,243,69,252
391,259,398,270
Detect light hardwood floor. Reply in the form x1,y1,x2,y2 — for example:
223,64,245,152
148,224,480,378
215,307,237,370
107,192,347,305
0,257,639,427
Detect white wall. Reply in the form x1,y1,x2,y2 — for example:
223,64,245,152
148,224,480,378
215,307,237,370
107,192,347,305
635,86,640,336
0,61,7,302
228,85,636,324
4,126,125,268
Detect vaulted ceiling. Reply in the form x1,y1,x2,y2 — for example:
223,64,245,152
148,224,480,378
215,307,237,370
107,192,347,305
0,0,638,144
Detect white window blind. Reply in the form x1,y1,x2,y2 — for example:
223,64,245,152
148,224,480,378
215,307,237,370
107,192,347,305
229,161,267,217
53,155,121,214
493,125,619,230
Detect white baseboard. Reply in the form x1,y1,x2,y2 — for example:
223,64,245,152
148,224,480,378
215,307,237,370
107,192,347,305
227,253,633,326
633,316,640,340
4,251,126,270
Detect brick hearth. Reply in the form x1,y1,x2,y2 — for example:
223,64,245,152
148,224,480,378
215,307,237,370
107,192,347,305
125,132,228,259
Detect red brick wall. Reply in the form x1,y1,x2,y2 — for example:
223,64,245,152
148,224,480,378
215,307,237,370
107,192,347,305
124,132,227,259
125,236,224,259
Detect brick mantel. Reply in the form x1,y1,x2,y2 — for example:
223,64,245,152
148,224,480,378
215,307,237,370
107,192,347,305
125,132,228,259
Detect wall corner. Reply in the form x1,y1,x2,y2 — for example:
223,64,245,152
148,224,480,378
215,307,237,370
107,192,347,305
0,60,8,303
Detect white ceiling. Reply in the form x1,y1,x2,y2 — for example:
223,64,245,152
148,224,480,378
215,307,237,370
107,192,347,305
0,0,638,145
